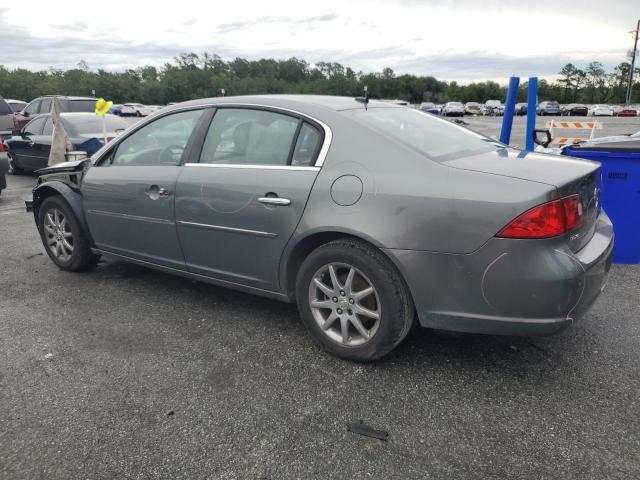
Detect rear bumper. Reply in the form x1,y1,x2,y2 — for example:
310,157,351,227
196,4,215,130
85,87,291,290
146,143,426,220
384,210,614,336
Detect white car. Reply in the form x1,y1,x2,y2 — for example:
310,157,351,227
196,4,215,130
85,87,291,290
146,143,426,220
588,104,614,117
442,101,465,117
124,103,155,117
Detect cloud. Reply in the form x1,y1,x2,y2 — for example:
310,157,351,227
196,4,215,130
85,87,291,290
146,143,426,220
0,2,633,83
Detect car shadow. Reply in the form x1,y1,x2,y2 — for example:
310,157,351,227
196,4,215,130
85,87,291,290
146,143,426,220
94,258,586,376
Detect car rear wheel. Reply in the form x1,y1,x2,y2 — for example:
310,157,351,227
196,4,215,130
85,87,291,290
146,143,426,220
296,239,415,362
37,196,99,271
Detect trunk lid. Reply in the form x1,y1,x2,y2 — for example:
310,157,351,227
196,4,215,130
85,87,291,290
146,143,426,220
444,148,602,252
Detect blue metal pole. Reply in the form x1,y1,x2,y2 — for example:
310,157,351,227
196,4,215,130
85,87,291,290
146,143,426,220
500,76,519,145
525,76,538,151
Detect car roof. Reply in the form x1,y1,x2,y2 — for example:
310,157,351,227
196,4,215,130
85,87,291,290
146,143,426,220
32,112,117,119
172,94,405,113
37,95,96,100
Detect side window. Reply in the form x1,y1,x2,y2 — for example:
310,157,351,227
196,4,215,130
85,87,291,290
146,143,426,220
200,108,299,166
23,117,46,136
111,109,203,166
42,118,53,135
40,98,52,113
291,123,322,166
24,100,41,115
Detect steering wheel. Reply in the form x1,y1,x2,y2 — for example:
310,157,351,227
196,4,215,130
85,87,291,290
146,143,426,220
159,145,185,164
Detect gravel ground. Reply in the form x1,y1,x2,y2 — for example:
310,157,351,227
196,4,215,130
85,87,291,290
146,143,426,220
1,122,639,479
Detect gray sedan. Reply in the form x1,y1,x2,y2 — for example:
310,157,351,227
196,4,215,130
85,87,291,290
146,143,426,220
29,95,613,361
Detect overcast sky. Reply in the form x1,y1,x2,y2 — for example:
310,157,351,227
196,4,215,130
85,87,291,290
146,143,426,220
0,0,637,83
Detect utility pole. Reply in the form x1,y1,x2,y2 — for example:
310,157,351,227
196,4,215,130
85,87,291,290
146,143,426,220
625,19,639,105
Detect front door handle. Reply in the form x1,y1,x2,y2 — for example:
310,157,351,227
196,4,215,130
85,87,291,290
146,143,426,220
145,185,171,200
258,197,291,206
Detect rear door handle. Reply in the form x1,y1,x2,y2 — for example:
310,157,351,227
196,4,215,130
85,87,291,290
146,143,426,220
258,197,291,206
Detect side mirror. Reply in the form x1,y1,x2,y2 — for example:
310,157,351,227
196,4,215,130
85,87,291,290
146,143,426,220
533,129,552,148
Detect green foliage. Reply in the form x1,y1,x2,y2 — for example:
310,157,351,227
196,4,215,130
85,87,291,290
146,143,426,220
0,55,638,105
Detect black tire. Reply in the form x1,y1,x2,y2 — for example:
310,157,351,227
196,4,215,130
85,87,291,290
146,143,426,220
37,196,99,271
295,238,415,362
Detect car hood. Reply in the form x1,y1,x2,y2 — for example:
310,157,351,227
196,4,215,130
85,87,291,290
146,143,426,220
442,147,599,188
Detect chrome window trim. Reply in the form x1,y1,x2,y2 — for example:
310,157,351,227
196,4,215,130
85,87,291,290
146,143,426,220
177,220,277,238
91,102,333,168
183,163,319,172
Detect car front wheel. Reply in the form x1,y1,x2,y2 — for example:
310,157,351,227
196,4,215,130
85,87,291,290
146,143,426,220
37,196,99,271
296,239,415,361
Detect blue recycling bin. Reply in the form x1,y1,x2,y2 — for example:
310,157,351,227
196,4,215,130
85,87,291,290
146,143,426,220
563,146,640,264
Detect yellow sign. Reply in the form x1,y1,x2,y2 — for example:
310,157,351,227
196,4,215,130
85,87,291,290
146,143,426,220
95,98,113,116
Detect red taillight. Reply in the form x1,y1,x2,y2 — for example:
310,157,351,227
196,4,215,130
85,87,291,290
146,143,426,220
497,195,584,239
0,141,4,153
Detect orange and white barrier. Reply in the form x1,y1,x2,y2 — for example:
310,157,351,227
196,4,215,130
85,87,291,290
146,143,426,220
546,119,602,146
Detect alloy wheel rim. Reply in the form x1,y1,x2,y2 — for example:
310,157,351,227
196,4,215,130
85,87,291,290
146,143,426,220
308,262,381,347
43,208,74,262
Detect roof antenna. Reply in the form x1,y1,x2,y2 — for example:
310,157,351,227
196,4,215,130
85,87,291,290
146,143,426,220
355,85,369,110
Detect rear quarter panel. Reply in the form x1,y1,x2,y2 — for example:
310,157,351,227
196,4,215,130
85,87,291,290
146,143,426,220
297,112,555,254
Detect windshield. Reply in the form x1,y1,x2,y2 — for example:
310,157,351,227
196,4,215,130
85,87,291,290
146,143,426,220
64,116,128,135
347,107,497,161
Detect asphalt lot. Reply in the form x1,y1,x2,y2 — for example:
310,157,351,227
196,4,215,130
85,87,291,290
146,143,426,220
1,116,640,479
447,114,640,149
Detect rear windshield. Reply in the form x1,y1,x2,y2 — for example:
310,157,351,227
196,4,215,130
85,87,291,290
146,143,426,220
8,102,26,112
67,100,97,112
64,116,127,135
347,107,497,161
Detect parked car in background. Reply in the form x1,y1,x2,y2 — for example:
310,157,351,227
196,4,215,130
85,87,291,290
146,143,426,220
110,104,137,117
484,100,504,116
464,102,481,115
6,99,27,113
419,102,440,115
588,104,614,116
561,103,588,116
5,113,127,174
27,95,613,361
124,103,155,117
515,103,528,115
616,106,638,117
571,130,640,150
442,101,465,117
537,101,561,116
13,96,97,133
0,96,15,138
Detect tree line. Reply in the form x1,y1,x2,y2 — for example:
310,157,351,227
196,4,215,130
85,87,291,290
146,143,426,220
1,54,638,105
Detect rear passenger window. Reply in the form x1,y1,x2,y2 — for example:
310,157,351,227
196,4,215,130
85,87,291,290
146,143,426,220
40,98,52,114
291,123,321,166
200,108,299,166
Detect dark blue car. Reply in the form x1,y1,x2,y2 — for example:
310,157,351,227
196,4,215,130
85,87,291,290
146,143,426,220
4,112,128,173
